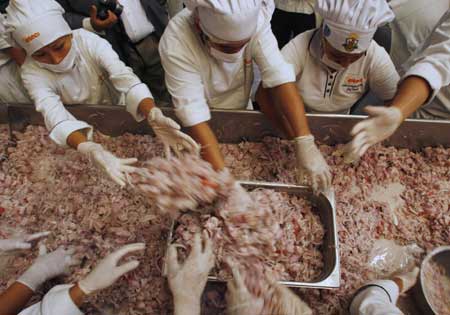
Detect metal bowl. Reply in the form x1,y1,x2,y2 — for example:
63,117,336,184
414,246,450,315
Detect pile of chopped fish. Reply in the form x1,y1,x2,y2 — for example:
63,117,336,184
1,125,449,315
423,260,450,314
173,185,324,283
128,156,234,218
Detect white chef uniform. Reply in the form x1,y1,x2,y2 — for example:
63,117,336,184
390,1,450,119
0,15,30,103
18,285,84,315
350,280,403,315
281,29,400,114
159,2,295,127
20,29,151,146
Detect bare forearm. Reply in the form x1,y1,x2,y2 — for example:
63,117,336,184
138,98,156,118
269,82,311,138
187,122,225,170
69,284,87,307
67,130,88,149
0,282,34,315
391,76,432,120
255,85,296,138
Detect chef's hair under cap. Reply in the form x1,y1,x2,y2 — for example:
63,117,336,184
315,0,394,53
5,0,72,55
184,0,262,42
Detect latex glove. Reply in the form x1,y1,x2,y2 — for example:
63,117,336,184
272,283,313,315
147,107,200,158
346,106,403,158
226,265,264,315
392,267,420,293
166,233,214,307
294,135,332,192
78,243,145,295
77,141,138,187
0,231,50,252
18,245,78,291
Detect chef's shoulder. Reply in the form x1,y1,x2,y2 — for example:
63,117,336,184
281,29,316,64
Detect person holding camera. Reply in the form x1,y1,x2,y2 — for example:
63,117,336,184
55,0,170,102
4,0,198,187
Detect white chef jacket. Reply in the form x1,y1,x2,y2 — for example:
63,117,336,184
392,5,450,119
275,0,315,14
0,16,31,103
281,29,400,114
350,280,403,315
119,0,155,43
159,5,295,127
19,285,84,315
21,29,151,146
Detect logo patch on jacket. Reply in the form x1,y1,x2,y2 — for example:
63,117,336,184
342,33,359,52
24,32,40,43
342,76,364,93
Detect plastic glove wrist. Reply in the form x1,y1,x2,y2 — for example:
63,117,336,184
293,134,314,144
389,106,404,126
77,141,103,154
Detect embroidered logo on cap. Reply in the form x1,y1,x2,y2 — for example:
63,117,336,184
342,33,359,52
24,32,40,43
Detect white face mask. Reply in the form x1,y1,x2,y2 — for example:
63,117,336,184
209,46,245,64
37,42,78,73
321,53,345,71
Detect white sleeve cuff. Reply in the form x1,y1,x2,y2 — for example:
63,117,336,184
261,62,296,88
350,280,400,315
125,83,153,122
0,37,12,50
82,18,105,35
49,120,93,147
404,62,443,101
175,102,211,127
41,285,84,315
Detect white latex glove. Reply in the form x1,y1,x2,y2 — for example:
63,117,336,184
78,243,145,295
18,245,78,291
393,266,420,293
226,265,264,315
77,141,138,187
0,231,50,252
346,106,403,158
272,283,313,315
294,135,332,192
166,233,214,307
147,107,200,158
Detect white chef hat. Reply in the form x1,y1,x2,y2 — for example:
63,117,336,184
185,0,262,42
5,0,72,55
315,0,394,53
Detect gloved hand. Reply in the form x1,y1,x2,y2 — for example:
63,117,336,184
77,141,138,187
226,265,264,315
78,243,145,295
294,135,332,192
271,283,313,315
166,233,214,307
0,231,50,252
392,266,420,293
18,245,78,291
346,106,403,158
147,107,200,158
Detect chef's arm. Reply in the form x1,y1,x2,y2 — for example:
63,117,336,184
256,82,311,139
390,76,432,120
138,98,156,118
187,122,225,171
67,130,88,149
69,284,86,306
0,282,34,314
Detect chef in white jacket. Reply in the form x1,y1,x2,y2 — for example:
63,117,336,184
348,9,450,158
389,0,450,120
264,0,400,115
0,243,145,315
0,14,30,103
159,0,331,192
5,0,198,187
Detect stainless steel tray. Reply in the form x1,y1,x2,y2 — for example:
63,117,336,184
164,180,340,289
2,103,450,149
